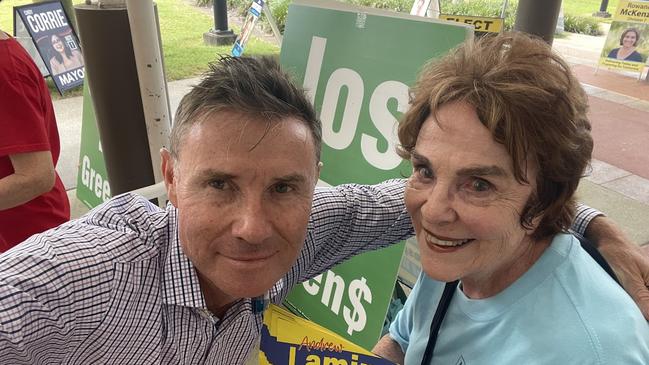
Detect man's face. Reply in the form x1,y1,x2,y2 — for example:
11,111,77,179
162,110,319,310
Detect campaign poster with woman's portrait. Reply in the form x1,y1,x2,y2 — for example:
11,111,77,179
599,0,649,73
232,0,264,57
14,1,84,93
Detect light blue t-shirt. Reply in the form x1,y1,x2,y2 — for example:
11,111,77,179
390,233,649,364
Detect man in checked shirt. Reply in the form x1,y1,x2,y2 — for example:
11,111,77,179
0,55,647,364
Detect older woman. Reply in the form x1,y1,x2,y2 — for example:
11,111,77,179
373,33,649,364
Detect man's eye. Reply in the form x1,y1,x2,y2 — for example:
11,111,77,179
209,180,226,190
274,183,293,194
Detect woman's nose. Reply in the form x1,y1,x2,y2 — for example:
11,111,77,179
419,184,457,226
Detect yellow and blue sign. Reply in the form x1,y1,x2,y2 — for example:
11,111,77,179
260,305,396,365
599,0,649,73
439,14,503,33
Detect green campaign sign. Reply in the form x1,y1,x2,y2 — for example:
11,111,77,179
280,0,471,350
76,79,111,209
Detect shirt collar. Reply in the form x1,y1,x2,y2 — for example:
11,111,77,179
161,204,207,309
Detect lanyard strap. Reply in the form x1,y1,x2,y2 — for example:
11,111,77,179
420,280,459,365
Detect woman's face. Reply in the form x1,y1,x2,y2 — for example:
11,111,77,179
623,31,637,48
51,35,64,53
405,101,541,299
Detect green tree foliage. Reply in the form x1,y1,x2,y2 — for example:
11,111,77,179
216,0,608,37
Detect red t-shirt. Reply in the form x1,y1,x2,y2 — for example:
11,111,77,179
0,36,70,251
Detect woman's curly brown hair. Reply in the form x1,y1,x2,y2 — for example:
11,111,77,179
398,32,593,240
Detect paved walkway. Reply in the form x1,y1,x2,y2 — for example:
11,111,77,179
54,25,649,245
578,68,649,202
552,29,649,245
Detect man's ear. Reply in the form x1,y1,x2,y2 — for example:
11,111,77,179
315,161,323,184
161,148,178,207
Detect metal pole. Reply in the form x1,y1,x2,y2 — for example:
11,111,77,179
125,0,171,205
500,0,509,19
203,0,237,46
594,0,611,17
513,0,561,45
214,0,229,31
599,0,609,12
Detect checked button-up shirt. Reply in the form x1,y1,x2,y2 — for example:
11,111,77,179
0,179,599,364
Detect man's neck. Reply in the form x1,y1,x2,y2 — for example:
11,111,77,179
197,272,238,318
0,31,9,40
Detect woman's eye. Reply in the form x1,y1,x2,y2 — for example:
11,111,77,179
414,165,433,179
209,180,226,190
470,178,492,192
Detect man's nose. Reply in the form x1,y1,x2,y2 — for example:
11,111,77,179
231,197,273,244
420,183,457,226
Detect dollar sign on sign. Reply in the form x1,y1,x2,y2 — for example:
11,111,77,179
343,277,372,335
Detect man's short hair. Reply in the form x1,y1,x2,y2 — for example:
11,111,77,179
171,55,321,160
398,32,593,239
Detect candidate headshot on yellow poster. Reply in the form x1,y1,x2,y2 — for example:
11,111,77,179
602,22,649,64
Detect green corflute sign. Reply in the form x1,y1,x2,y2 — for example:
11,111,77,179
280,0,472,350
76,78,111,209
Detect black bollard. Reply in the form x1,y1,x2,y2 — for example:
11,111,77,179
203,0,237,46
594,0,612,18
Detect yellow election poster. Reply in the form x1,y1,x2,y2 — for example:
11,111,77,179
439,14,503,33
599,0,649,72
259,305,396,365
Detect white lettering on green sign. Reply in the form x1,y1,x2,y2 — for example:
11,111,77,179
81,155,111,201
304,36,408,171
303,270,373,335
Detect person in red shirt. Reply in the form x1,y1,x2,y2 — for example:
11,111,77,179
0,29,70,251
